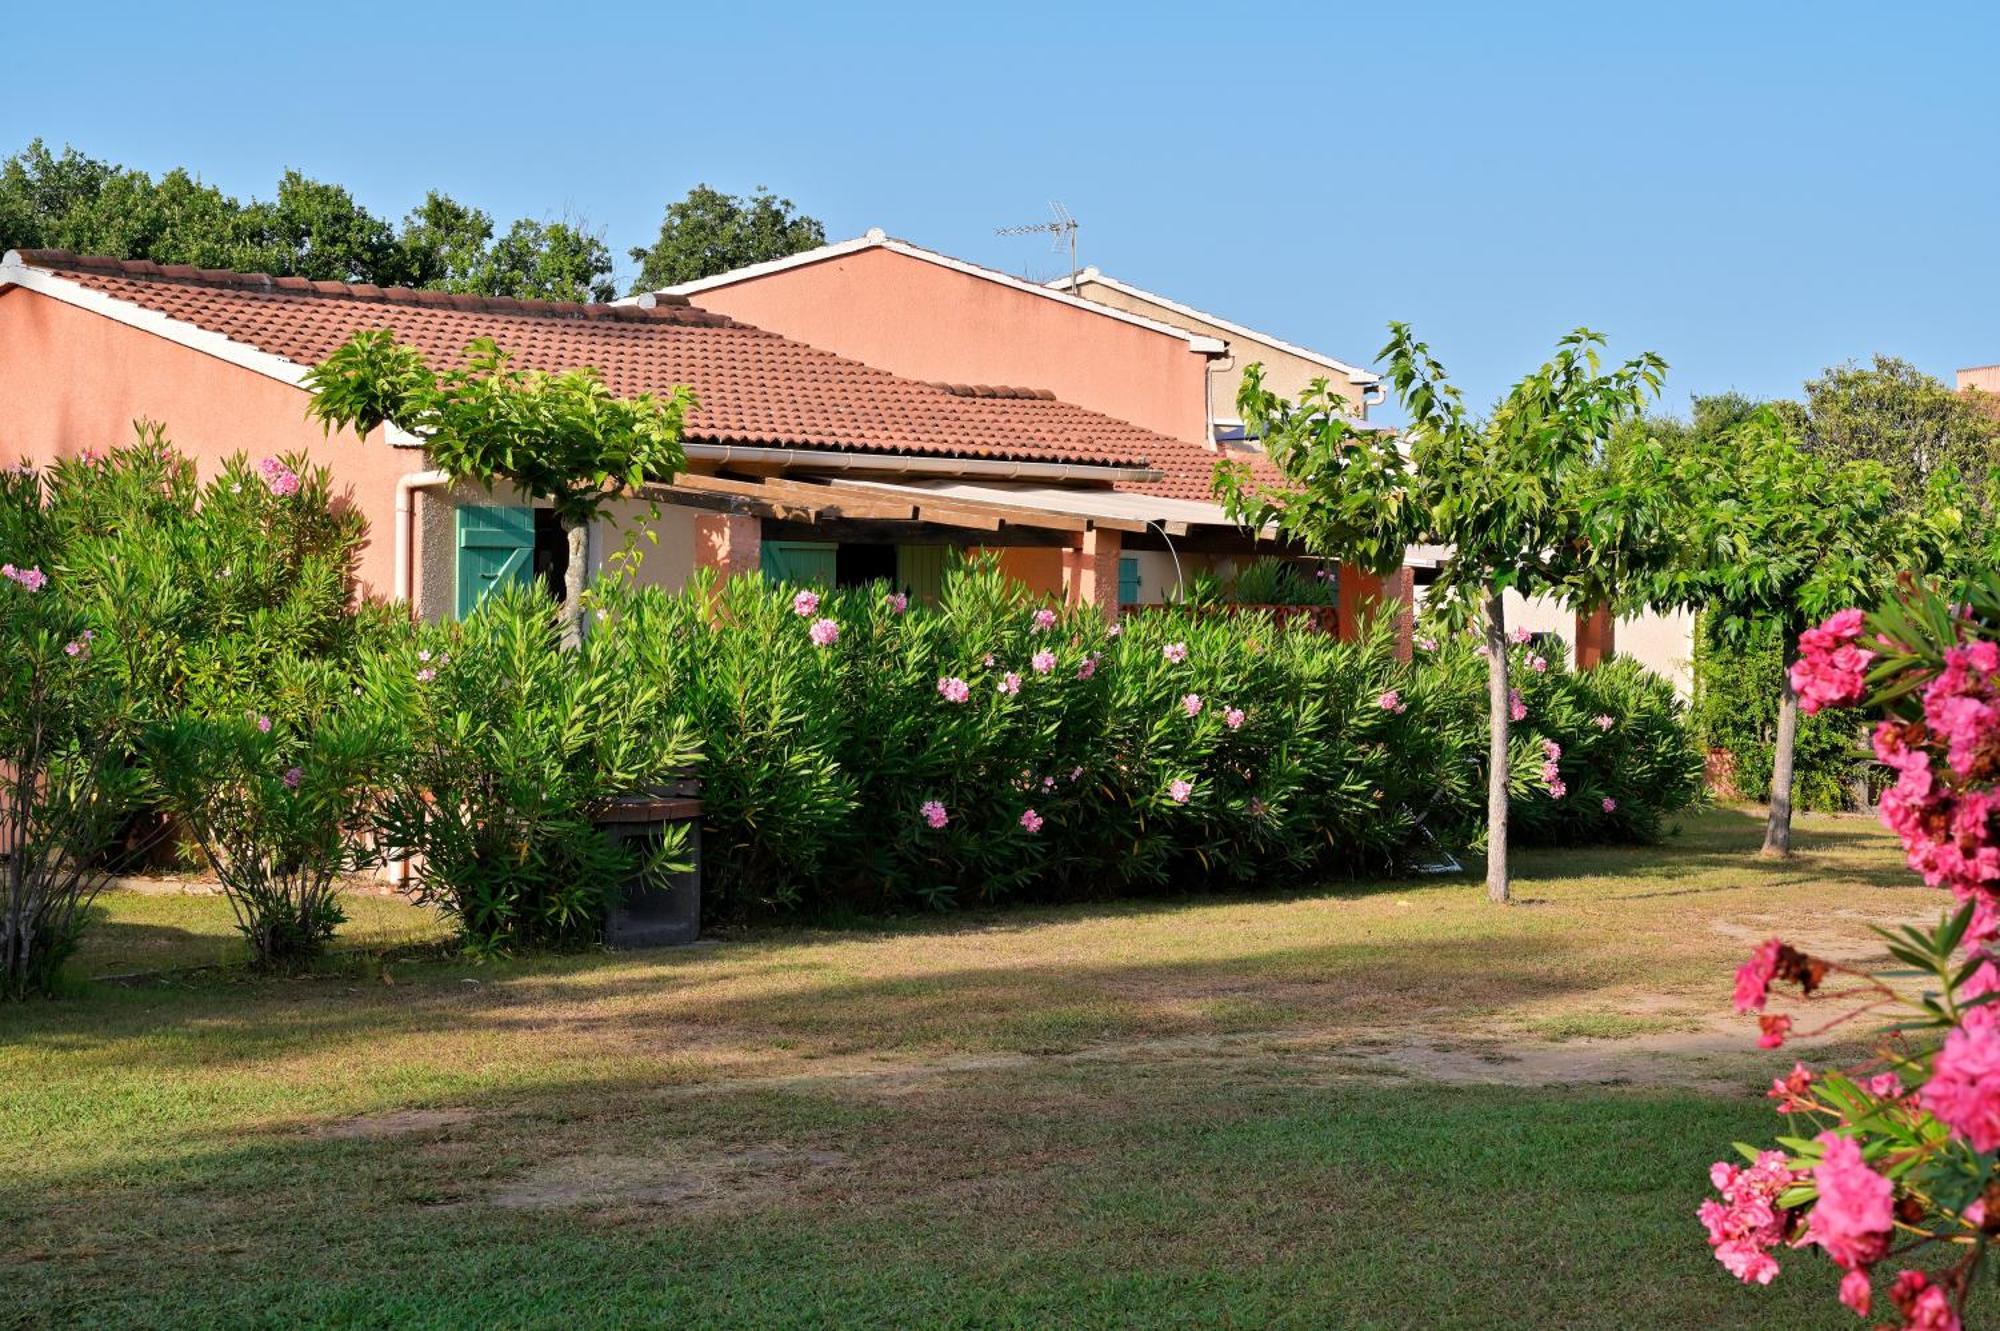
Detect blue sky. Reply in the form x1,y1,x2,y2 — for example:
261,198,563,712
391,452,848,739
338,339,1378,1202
7,0,1997,420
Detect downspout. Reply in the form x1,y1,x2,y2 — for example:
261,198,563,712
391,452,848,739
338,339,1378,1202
390,467,449,892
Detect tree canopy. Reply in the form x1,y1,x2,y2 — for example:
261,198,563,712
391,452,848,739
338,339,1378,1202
0,139,617,302
627,184,826,292
1798,355,2000,529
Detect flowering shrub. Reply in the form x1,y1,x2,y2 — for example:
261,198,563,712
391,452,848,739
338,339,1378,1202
1694,613,1872,811
1699,582,2000,1327
0,509,146,998
150,674,386,970
363,586,699,951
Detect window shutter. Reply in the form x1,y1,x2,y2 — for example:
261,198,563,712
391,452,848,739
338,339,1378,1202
896,545,948,605
759,540,838,586
455,505,535,618
1118,556,1141,605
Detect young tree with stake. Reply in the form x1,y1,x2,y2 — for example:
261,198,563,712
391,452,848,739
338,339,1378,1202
305,332,690,646
1222,325,1667,903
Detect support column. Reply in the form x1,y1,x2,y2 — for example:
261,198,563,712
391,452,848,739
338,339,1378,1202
1062,527,1122,624
694,512,761,582
1575,605,1616,669
1337,563,1414,661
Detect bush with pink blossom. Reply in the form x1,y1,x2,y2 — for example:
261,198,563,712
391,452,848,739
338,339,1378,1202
1699,584,2000,1327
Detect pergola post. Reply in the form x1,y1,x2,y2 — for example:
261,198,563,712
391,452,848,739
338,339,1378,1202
1063,526,1122,623
1337,564,1414,661
694,512,762,582
1575,605,1616,669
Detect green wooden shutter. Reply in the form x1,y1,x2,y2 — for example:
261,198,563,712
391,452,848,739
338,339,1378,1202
896,545,948,605
760,540,837,586
1118,556,1141,605
455,505,535,618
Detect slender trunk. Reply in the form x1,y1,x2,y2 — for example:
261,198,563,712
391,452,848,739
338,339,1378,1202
559,514,589,651
1763,636,1800,858
1485,589,1511,904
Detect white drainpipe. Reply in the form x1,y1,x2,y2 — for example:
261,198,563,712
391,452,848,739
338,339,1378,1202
394,469,452,611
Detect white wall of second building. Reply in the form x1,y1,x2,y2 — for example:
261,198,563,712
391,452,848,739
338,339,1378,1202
1498,588,1694,696
591,499,697,593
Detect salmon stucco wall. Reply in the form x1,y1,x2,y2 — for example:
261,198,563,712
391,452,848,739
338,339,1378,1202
0,286,420,602
685,247,1214,445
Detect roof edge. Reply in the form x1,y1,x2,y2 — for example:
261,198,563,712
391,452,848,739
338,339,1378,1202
1049,266,1379,386
632,230,1229,356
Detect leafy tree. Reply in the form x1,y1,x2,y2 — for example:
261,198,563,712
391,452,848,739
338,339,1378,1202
0,139,614,301
1800,355,2000,529
304,333,691,645
628,184,825,292
1224,325,1667,903
1643,410,1964,856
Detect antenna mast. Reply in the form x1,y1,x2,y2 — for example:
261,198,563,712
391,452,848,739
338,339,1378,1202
995,201,1079,287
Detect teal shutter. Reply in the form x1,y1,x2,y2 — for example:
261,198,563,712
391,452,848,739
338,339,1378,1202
455,505,535,618
760,540,837,586
896,545,948,605
1118,556,1141,604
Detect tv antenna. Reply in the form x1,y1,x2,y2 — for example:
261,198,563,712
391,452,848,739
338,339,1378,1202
996,201,1079,287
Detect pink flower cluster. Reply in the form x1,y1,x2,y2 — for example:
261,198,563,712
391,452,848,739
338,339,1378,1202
1528,653,1548,674
937,676,971,704
809,618,840,647
1168,778,1193,805
1030,608,1057,633
1162,641,1188,664
1510,626,1532,645
1076,653,1099,680
1697,1150,1798,1285
1594,714,1615,731
256,456,300,497
1182,693,1202,718
1803,1134,1894,1272
885,591,909,614
792,589,820,618
1920,1006,2000,1151
1019,808,1043,834
919,799,949,830
1378,690,1406,714
1031,650,1057,675
997,672,1021,696
1541,738,1565,799
1,562,47,592
1791,609,1875,715
1508,688,1526,722
1224,706,1245,731
65,628,97,658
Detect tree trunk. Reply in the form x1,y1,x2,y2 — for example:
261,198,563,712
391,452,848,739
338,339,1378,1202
1762,637,1800,858
559,513,589,651
1485,589,1511,904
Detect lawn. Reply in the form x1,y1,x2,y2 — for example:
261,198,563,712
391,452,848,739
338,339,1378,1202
0,806,1934,1329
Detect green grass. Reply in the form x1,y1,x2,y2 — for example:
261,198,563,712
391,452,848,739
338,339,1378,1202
0,807,1929,1328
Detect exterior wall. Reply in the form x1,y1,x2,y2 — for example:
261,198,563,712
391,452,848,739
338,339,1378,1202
1501,589,1695,696
1959,366,2000,394
0,286,418,603
593,498,697,593
684,247,1213,445
1127,549,1186,604
1069,278,1367,426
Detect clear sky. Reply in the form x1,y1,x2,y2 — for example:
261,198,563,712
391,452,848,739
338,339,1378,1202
7,0,1996,421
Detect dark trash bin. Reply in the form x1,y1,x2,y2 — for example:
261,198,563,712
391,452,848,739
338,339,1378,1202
594,779,703,948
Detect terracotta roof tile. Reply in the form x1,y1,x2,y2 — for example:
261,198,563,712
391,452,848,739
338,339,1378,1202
12,250,1228,484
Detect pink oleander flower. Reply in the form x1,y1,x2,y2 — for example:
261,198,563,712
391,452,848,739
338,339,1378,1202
997,672,1021,695
256,714,273,733
1041,774,1055,791
256,456,300,497
937,676,971,703
2,563,48,592
1378,690,1406,714
1768,1061,1814,1113
418,649,433,663
64,637,87,657
1865,1071,1904,1099
1804,1133,1894,1271
1168,778,1193,805
1839,1268,1871,1318
1791,608,1874,715
792,589,820,617
1698,1149,1798,1285
1107,623,1123,638
1595,714,1615,731
416,668,435,683
1031,608,1058,632
1416,636,1438,652
1163,641,1188,663
1758,1014,1791,1049
919,799,948,830
1903,1283,1962,1331
1529,654,1548,673
1182,693,1203,717
282,766,303,789
1509,689,1526,722
1543,738,1562,761
1921,1015,2000,1150
809,617,840,647
1076,655,1098,680
1070,766,1084,782
1601,796,1617,813
1019,808,1044,834
1510,626,1532,645
885,591,908,614
1735,939,1784,1013
1031,650,1057,675
1225,706,1246,730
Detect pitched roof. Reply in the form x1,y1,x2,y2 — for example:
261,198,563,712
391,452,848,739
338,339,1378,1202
0,250,1222,480
641,229,1228,355
1048,266,1379,387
